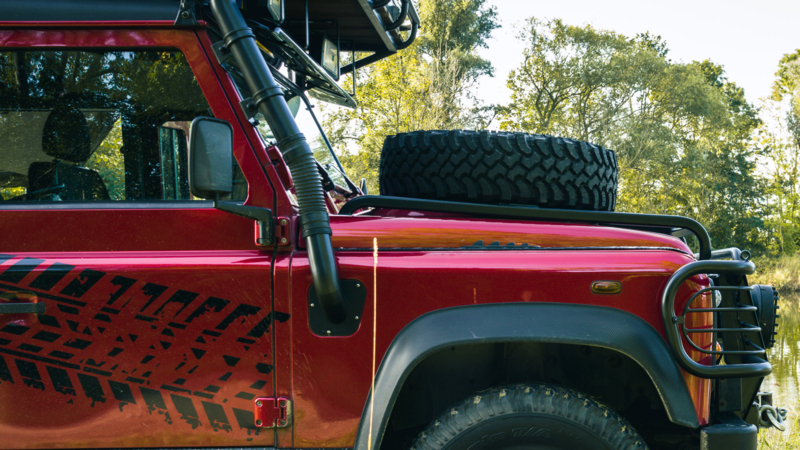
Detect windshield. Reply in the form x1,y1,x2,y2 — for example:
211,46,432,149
224,63,351,191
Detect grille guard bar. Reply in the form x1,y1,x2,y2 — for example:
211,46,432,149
662,259,772,378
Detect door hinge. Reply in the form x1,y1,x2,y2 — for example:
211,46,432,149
254,397,291,428
276,216,291,246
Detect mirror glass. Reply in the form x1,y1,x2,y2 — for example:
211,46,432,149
188,117,233,199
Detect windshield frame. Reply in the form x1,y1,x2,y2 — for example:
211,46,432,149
219,43,359,197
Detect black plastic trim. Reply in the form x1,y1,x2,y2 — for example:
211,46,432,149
340,195,712,260
308,279,366,336
354,303,700,450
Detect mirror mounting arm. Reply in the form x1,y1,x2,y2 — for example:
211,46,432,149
214,199,274,246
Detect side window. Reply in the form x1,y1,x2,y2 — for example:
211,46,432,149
0,50,246,202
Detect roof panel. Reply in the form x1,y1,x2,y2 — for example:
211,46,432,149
0,0,180,22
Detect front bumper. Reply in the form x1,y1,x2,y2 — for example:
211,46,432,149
701,413,757,450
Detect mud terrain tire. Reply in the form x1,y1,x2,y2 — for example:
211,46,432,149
410,384,648,450
379,130,618,211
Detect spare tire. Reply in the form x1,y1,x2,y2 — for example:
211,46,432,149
379,130,619,211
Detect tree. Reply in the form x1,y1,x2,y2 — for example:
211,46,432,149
497,19,765,252
759,49,800,254
323,0,499,193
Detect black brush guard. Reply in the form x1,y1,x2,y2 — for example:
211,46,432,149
662,253,772,379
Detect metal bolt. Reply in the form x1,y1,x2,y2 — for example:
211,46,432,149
280,400,288,407
310,303,314,307
278,419,287,426
280,219,288,226
256,400,262,407
326,330,331,335
356,283,361,287
280,237,288,244
181,11,190,19
255,419,262,426
355,316,359,320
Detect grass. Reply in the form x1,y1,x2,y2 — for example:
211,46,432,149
752,254,800,292
758,413,800,449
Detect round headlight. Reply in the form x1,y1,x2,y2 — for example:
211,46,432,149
752,285,780,349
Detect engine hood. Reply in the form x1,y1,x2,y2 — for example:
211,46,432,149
322,213,694,254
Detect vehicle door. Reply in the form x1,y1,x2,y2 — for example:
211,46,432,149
0,28,278,448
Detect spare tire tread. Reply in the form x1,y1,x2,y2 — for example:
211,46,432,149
379,130,618,210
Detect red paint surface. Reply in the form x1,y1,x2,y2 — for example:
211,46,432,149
0,252,276,448
289,246,709,446
326,214,694,251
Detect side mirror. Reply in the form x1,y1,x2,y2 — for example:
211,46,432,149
188,117,233,199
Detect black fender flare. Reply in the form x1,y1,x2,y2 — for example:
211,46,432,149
354,302,699,450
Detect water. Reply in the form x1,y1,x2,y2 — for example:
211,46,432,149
761,292,800,428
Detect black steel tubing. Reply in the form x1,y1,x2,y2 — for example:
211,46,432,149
661,260,772,378
340,195,713,260
383,0,408,31
210,0,347,324
394,19,418,50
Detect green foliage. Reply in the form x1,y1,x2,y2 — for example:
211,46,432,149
85,119,125,200
323,0,499,193
497,18,765,253
760,52,800,256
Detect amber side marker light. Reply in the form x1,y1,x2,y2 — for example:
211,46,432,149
591,281,622,295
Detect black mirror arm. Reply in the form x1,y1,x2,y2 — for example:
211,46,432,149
214,198,274,246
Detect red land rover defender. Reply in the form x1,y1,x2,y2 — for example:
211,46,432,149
0,1,783,449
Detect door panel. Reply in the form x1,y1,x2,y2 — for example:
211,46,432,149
0,251,275,448
0,28,278,449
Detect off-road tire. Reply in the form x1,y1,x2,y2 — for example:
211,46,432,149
410,384,648,450
379,130,618,211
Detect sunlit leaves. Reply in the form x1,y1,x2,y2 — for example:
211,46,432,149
498,18,764,252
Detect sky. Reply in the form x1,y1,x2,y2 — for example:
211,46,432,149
475,0,800,109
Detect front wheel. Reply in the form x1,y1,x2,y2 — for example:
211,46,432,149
411,384,648,450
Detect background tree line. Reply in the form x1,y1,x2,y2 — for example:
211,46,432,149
324,0,800,258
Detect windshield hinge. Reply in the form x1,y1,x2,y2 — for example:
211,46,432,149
212,41,233,66
240,98,259,120
174,0,198,27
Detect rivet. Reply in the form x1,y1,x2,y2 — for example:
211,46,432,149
326,330,331,335
280,400,288,407
278,419,287,426
181,11,190,18
356,283,361,287
256,400,262,407
310,303,314,307
355,316,359,320
280,237,288,244
280,219,288,226
255,419,262,426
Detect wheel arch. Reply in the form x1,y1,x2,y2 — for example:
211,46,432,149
354,302,699,450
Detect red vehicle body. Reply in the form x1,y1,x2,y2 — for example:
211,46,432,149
0,1,778,450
